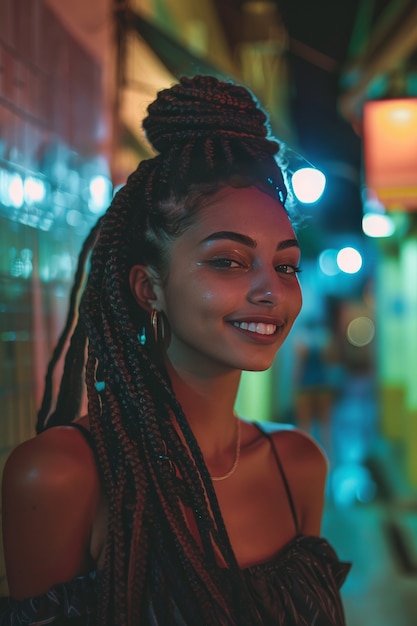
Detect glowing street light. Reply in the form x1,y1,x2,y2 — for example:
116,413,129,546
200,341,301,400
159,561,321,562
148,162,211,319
291,167,326,204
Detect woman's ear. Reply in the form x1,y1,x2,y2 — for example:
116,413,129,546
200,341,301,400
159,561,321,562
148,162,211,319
129,265,163,312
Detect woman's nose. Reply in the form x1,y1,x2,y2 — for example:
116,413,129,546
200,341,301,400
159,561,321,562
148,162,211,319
247,269,278,306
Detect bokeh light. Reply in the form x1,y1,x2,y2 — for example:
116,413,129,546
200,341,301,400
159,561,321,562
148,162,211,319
9,173,24,208
362,212,395,238
24,176,47,205
337,246,363,274
88,174,112,213
291,167,326,204
346,316,375,347
318,248,340,276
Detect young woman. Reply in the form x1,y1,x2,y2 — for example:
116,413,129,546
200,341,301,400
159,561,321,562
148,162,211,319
1,75,349,625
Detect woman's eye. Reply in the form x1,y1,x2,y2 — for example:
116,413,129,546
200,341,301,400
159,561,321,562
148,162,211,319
207,258,244,269
276,264,301,275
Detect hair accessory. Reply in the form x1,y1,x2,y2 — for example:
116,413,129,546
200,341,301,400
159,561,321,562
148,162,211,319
211,418,241,482
138,327,147,346
95,381,105,392
266,175,287,204
158,440,176,477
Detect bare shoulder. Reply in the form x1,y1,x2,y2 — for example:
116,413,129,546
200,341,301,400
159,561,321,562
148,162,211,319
3,423,98,492
2,424,100,599
256,421,328,473
253,421,328,534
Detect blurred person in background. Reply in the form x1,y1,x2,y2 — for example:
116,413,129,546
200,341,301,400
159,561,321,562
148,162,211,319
294,316,342,458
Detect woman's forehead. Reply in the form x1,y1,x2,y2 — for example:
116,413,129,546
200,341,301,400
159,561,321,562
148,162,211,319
189,186,292,235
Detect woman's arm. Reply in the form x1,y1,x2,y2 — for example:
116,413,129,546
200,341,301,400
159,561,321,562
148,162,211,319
1,426,101,600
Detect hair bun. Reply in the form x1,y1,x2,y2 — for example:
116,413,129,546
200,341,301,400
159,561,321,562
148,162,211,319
143,75,275,154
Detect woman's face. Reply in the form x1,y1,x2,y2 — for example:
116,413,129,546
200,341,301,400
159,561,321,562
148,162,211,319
155,186,302,377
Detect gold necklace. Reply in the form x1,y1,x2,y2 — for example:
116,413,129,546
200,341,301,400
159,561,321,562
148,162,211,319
211,418,241,482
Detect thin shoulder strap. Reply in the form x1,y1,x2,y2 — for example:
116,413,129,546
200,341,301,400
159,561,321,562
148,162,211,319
253,422,300,533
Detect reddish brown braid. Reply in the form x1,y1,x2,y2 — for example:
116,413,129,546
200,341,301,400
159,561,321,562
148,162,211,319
37,75,291,625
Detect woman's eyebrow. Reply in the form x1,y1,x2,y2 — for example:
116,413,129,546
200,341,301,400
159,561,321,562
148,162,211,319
277,238,300,251
200,231,300,251
200,231,256,247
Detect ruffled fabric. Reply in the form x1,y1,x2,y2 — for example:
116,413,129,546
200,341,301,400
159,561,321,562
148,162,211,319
244,535,351,626
0,571,96,625
0,536,350,625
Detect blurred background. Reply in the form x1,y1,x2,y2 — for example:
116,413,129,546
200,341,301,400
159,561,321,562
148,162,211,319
1,0,417,622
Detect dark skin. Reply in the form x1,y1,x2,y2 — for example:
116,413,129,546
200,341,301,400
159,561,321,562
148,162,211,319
2,418,326,599
2,186,327,600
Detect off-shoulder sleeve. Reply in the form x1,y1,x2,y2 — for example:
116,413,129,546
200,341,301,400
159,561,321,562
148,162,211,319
0,571,97,625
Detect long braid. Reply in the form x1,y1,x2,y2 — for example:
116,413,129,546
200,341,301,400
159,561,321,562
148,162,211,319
90,166,253,622
40,75,290,624
36,219,102,433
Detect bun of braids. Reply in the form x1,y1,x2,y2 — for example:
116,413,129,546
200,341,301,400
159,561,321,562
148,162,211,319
143,75,279,156
139,75,288,210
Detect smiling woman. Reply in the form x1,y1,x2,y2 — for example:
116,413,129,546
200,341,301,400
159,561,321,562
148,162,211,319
1,75,350,625
133,186,302,377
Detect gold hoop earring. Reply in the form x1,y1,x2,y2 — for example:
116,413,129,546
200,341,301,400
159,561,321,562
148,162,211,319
151,308,171,349
151,308,159,343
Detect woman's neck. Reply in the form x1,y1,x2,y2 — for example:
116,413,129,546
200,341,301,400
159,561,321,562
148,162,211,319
165,358,242,457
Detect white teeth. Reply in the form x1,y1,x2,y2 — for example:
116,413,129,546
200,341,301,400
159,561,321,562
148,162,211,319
232,322,276,335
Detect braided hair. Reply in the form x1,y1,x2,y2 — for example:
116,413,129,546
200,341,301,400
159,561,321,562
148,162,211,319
37,75,291,625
